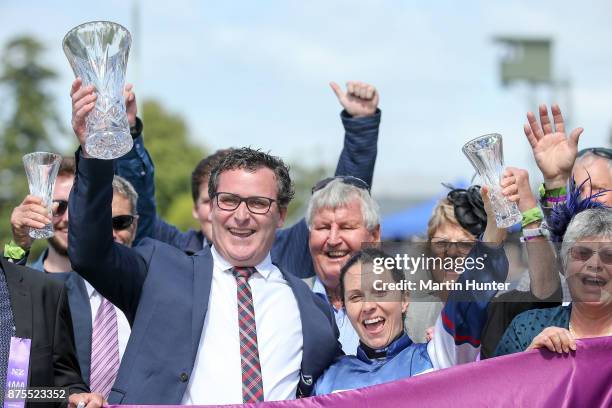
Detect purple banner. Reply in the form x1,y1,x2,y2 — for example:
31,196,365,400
111,336,612,408
4,337,31,408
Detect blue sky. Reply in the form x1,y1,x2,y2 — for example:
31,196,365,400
1,1,611,198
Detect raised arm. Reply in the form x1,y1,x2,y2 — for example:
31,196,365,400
111,84,157,245
428,186,509,368
271,81,381,278
330,81,380,185
114,93,207,251
501,167,560,299
68,78,147,322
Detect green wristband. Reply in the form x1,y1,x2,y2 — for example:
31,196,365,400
539,183,567,199
4,241,27,260
521,207,544,228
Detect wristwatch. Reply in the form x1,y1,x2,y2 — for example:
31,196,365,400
130,117,143,139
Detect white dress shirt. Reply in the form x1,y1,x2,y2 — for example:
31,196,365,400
84,280,131,361
182,246,303,405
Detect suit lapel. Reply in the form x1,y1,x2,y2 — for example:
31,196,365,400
278,270,319,380
64,273,93,384
191,250,213,360
1,258,32,339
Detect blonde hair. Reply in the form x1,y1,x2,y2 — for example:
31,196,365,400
427,198,463,240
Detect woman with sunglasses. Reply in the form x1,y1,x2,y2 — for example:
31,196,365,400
403,183,485,343
495,207,612,356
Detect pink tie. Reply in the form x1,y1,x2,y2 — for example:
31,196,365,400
90,296,120,398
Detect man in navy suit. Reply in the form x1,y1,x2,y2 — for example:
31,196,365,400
68,143,342,404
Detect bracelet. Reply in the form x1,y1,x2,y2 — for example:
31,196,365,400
520,227,548,242
521,207,544,228
539,183,567,206
3,241,27,260
538,183,567,198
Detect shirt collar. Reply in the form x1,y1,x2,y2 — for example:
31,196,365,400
84,280,96,299
356,333,413,364
210,245,274,280
312,276,327,297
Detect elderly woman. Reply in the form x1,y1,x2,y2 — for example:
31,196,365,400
313,189,509,394
495,208,612,356
404,185,484,342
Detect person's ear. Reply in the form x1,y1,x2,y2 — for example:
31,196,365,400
401,292,409,314
371,224,381,241
277,206,288,228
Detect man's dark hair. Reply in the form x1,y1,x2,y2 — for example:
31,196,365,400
208,147,295,209
339,247,405,302
58,156,76,178
191,149,234,202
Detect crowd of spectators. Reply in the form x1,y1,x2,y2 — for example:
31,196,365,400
1,77,610,406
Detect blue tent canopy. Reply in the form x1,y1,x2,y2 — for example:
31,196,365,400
380,197,439,240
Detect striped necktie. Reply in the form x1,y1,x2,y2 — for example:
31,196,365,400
90,296,119,398
231,266,264,403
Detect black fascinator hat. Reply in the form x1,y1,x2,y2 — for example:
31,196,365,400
444,183,487,237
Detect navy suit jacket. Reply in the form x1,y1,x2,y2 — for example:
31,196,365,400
117,110,380,278
69,156,343,404
55,273,92,385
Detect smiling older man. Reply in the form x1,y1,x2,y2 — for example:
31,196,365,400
306,176,381,354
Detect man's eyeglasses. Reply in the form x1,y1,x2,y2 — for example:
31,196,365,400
52,200,68,217
569,245,612,265
576,147,612,161
311,176,370,194
112,215,137,231
213,192,276,215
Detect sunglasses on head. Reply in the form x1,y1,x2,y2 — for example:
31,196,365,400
52,200,69,217
112,215,137,231
576,147,612,161
311,176,370,194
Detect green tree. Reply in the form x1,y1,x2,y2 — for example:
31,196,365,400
285,163,328,225
142,99,206,230
141,98,329,231
0,36,64,243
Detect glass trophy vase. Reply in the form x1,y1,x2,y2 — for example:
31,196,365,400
63,21,132,159
462,133,523,229
22,152,62,239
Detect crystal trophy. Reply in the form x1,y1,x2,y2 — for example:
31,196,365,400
22,152,62,239
462,133,523,228
63,21,132,159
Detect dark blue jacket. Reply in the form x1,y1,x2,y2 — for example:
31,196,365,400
69,156,343,404
116,110,381,278
30,252,93,386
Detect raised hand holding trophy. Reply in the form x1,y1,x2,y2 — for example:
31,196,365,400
462,133,523,228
